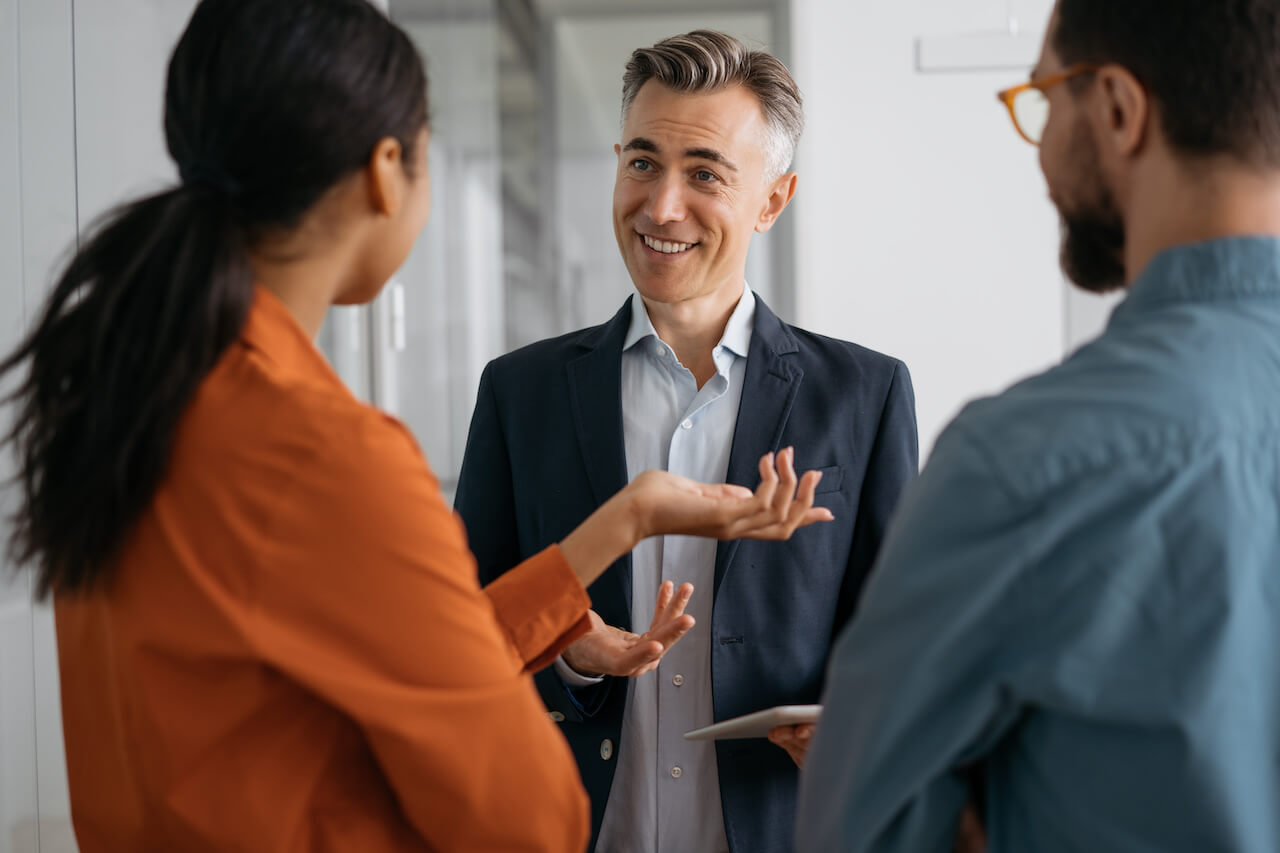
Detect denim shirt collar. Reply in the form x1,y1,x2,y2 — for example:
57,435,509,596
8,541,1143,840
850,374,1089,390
1116,236,1280,323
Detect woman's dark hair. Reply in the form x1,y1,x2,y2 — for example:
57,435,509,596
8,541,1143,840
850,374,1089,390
1,0,428,599
1055,0,1280,167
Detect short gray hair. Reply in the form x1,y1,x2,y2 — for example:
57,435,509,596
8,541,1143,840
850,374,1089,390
621,30,804,180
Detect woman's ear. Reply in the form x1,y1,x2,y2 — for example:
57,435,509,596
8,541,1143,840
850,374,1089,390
366,136,406,217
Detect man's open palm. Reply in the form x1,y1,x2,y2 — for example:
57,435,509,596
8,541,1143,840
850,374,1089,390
562,581,696,678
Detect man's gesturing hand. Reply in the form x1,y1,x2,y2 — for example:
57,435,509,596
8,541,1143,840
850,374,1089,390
562,581,696,678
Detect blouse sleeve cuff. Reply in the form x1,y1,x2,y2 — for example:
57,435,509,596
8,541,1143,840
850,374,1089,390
484,544,592,673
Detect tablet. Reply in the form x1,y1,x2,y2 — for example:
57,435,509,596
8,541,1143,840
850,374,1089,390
683,704,821,741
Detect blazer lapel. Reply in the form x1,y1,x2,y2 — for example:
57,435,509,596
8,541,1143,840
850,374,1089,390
714,297,803,598
566,299,635,621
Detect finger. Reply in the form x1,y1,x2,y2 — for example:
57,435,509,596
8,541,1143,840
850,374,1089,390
767,725,797,747
775,465,817,532
626,641,670,677
659,582,694,625
770,447,799,516
766,726,807,768
783,502,830,537
800,506,835,525
646,613,695,650
753,452,779,511
796,468,822,507
613,639,664,676
734,500,835,541
649,581,674,634
744,450,794,528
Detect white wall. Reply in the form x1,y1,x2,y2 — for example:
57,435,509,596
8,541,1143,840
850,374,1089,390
73,1,190,225
1,0,79,850
791,0,1101,457
0,0,35,843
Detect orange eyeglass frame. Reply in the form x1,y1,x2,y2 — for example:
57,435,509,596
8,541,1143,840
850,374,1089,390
996,64,1100,145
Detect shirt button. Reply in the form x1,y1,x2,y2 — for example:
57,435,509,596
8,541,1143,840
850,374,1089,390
672,674,685,686
549,711,565,722
670,766,683,779
680,419,693,430
600,739,614,761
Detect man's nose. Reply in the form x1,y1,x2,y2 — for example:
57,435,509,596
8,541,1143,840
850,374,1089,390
646,175,687,225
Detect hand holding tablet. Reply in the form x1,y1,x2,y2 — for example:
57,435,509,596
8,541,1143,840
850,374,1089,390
683,704,822,741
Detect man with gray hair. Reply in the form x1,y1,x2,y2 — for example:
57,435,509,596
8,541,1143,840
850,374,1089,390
455,30,917,853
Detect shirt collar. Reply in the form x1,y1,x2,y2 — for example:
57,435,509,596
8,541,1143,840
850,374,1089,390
1118,236,1280,318
623,284,757,359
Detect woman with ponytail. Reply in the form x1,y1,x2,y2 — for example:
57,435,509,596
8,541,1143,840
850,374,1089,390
0,1,828,850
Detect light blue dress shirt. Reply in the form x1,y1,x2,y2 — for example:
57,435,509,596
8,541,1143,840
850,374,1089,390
798,237,1280,852
557,286,755,853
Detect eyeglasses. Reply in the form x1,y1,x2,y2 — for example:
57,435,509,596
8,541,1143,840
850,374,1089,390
997,64,1099,146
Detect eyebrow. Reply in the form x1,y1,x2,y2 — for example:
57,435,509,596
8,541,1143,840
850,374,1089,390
622,137,739,173
623,137,660,154
686,147,738,172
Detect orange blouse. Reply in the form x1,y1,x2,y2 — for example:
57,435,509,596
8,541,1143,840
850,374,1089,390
55,288,592,852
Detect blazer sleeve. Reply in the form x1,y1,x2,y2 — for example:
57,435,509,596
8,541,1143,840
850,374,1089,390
836,359,920,635
454,362,523,587
241,407,590,851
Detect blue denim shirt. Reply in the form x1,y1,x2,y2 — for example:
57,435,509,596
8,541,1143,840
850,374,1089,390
798,237,1280,852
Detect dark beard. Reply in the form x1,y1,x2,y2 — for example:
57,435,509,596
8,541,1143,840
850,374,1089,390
1056,120,1128,294
1060,209,1126,293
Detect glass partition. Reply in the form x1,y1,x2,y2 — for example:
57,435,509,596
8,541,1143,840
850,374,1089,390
374,0,794,501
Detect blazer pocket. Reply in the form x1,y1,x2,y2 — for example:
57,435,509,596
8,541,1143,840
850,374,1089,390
811,465,843,495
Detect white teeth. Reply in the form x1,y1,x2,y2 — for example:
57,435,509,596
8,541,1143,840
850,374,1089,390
642,234,695,254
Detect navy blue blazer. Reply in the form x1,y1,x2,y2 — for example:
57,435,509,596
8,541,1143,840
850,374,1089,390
454,295,918,853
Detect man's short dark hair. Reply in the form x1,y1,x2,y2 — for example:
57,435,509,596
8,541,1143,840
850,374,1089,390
1055,0,1280,167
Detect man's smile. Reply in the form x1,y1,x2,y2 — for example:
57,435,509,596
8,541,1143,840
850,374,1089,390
638,231,700,256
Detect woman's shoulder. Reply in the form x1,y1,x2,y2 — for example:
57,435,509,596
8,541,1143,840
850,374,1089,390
177,337,425,487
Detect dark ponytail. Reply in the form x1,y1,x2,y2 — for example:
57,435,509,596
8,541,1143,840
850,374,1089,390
2,0,428,599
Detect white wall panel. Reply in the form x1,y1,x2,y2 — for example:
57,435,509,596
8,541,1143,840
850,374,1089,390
791,0,1068,456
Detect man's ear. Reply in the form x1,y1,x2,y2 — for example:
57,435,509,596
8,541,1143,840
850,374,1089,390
1094,65,1149,159
756,172,797,233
